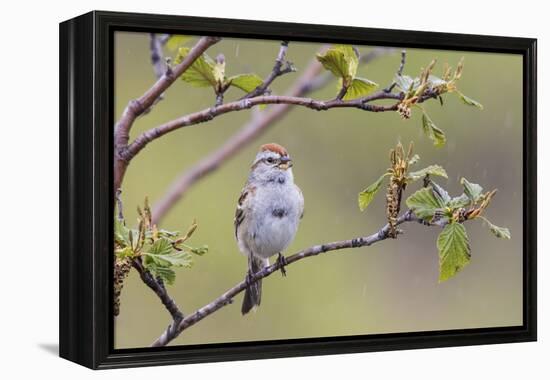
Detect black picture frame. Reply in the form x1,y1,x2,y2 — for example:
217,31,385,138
59,10,537,369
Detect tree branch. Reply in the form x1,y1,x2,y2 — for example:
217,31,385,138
114,36,222,193
150,210,444,347
121,91,404,166
151,47,398,223
132,258,184,321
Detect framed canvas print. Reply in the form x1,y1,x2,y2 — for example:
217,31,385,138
59,11,537,369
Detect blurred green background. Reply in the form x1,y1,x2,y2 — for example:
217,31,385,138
114,32,523,348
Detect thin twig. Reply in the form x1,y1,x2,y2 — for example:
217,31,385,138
242,41,295,99
150,210,446,347
115,189,124,221
132,258,184,321
149,33,166,80
114,36,222,193
384,50,407,93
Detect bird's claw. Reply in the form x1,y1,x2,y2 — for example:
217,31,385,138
276,253,287,277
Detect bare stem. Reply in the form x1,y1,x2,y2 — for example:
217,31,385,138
241,41,295,99
132,258,184,321
150,210,443,347
384,50,407,93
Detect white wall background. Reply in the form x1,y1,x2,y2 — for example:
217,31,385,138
0,0,546,378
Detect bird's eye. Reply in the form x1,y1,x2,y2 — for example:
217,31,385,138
266,157,275,164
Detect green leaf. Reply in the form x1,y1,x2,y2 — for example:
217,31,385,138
150,238,173,256
460,178,483,202
342,77,379,100
143,238,194,267
448,193,470,209
166,35,192,51
457,91,484,110
176,47,217,88
228,73,263,93
190,245,209,256
394,75,418,92
437,223,471,282
114,218,131,246
407,165,448,182
480,217,511,239
358,173,389,211
406,187,446,220
115,246,134,260
150,266,176,285
316,45,359,84
421,113,446,148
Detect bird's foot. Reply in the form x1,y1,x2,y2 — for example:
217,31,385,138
245,271,255,288
276,253,287,277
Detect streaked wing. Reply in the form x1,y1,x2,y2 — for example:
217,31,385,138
234,185,255,239
295,184,305,219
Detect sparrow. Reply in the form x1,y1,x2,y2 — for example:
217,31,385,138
234,143,304,314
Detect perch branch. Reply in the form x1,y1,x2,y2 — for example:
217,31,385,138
150,210,445,347
132,258,184,321
152,47,397,223
114,36,222,193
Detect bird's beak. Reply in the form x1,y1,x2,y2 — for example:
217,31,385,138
278,156,293,170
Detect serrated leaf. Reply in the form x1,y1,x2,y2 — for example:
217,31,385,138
166,35,192,51
457,91,484,109
151,266,176,285
448,193,470,209
406,186,446,220
437,223,471,282
407,165,448,182
460,178,483,202
176,47,217,88
431,181,452,205
143,238,194,268
316,45,359,84
358,173,389,211
480,217,511,239
143,249,193,268
150,238,173,256
394,75,418,92
421,113,446,148
114,218,131,246
228,73,263,93
341,77,379,100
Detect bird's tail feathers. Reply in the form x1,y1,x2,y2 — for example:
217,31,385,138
241,255,268,315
